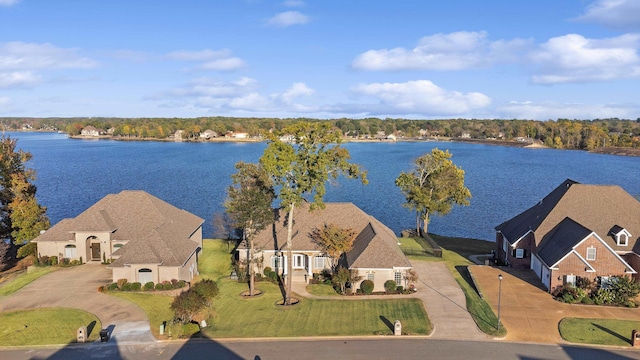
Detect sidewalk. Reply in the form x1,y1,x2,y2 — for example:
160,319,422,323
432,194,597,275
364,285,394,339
293,261,489,341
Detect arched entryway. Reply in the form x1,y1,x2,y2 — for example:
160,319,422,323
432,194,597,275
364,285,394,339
138,268,153,284
87,236,100,261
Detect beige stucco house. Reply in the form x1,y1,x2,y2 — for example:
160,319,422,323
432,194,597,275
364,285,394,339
33,190,204,284
238,202,412,291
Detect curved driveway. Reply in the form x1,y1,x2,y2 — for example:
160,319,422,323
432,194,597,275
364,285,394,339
0,264,155,344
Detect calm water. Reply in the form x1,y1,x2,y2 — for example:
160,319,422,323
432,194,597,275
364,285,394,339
9,132,640,241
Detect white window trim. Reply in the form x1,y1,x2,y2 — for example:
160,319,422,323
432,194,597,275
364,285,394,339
515,248,525,259
586,247,596,261
617,233,629,246
293,254,305,269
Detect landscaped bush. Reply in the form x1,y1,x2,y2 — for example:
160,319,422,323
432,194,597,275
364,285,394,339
49,256,58,266
107,283,118,291
122,283,133,291
130,282,142,291
39,255,49,265
171,279,179,287
143,282,155,291
580,296,594,305
263,267,272,276
171,289,207,324
155,283,164,290
176,280,186,289
266,271,278,283
384,280,397,293
360,280,374,295
117,278,128,289
163,282,174,290
192,279,219,306
396,286,404,293
70,259,79,266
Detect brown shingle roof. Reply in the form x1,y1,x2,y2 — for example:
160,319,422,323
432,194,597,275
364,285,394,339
34,190,204,267
496,179,640,252
249,202,411,269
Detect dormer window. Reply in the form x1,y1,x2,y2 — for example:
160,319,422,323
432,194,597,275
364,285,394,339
609,225,631,247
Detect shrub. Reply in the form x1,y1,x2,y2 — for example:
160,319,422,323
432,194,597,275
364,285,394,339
593,288,615,305
117,278,128,289
130,282,142,291
143,282,155,291
171,289,207,324
192,279,219,306
107,283,118,291
171,279,179,287
61,258,70,266
97,286,104,293
610,275,640,305
163,282,174,290
49,256,58,266
384,280,397,293
360,280,374,294
267,271,278,282
17,242,37,258
70,260,79,266
122,283,133,291
263,267,272,276
396,286,404,293
39,255,49,265
581,296,594,305
177,280,186,289
155,283,164,290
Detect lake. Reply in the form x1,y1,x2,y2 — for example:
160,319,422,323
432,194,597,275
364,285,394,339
9,132,640,241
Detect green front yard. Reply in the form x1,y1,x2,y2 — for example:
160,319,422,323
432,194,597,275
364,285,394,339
197,240,431,337
0,308,101,346
559,318,640,347
0,266,57,297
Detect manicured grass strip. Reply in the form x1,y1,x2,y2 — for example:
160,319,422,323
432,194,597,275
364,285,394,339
109,292,173,338
559,318,640,347
439,249,506,337
198,239,235,280
0,267,57,296
306,283,339,296
430,234,495,259
204,280,430,337
0,308,100,346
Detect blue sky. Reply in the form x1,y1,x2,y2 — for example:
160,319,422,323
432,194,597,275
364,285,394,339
1,0,639,120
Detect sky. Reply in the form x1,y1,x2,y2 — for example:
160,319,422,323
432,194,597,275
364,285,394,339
1,0,639,120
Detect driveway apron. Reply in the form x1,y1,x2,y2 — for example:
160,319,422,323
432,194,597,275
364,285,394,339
0,264,155,344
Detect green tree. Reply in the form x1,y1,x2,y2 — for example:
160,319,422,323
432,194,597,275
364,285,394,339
224,162,275,296
259,122,367,305
395,148,471,234
310,223,356,271
0,137,49,267
171,289,207,324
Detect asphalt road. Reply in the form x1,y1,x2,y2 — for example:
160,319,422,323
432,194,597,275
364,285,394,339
1,338,639,360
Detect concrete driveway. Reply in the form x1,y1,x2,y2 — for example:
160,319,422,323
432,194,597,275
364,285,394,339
0,264,155,344
470,265,640,344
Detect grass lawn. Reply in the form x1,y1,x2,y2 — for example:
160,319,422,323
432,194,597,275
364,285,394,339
559,318,640,347
0,308,101,346
0,266,57,297
198,239,431,337
109,292,174,338
400,235,505,337
306,283,340,296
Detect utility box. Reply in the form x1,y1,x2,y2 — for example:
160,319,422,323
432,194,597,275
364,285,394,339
99,329,109,342
394,320,402,336
632,329,640,347
76,326,87,343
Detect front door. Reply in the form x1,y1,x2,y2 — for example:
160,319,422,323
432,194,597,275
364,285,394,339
293,254,305,269
91,243,101,260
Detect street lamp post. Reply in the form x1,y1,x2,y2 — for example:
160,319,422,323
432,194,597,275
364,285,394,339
497,274,503,332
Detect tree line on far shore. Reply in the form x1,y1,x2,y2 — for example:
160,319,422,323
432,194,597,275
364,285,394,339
3,116,640,150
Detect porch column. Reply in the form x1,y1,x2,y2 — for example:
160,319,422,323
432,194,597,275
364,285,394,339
308,255,313,276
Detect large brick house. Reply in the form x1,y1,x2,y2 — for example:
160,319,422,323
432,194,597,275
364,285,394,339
33,191,204,284
495,179,640,291
238,202,413,292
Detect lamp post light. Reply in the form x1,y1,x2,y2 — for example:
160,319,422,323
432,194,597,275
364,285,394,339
497,273,503,332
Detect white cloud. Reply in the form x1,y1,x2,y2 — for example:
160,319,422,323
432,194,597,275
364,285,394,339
0,0,20,6
165,48,245,71
0,71,39,88
575,0,640,30
0,42,97,70
529,33,640,83
352,32,532,71
281,82,314,103
498,100,639,120
266,11,310,28
346,80,491,116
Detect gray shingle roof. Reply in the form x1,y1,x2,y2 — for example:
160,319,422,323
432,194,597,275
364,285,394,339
249,202,411,269
537,217,593,267
34,190,204,267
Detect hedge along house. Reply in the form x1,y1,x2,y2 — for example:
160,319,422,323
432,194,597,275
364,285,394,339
238,202,413,292
495,179,640,292
33,190,204,284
